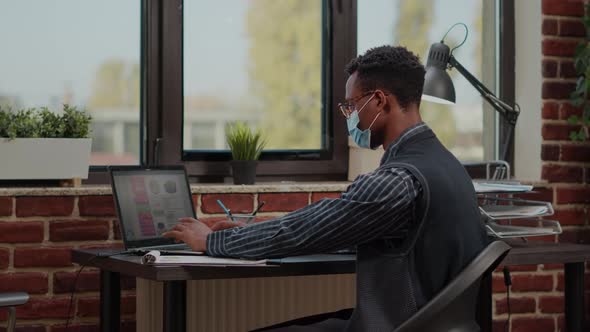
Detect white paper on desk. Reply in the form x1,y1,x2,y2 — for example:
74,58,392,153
141,250,266,265
473,182,533,193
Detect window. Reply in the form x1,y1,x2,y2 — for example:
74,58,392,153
358,0,496,161
156,0,351,181
0,0,141,166
183,0,324,154
1,0,511,183
145,0,509,182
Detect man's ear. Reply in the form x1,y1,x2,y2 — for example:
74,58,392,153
375,90,389,110
382,93,401,114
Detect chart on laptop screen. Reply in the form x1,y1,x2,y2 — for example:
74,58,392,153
112,170,194,241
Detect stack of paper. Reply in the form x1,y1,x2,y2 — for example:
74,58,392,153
485,222,561,238
140,250,266,266
469,166,561,238
480,205,549,219
473,182,533,193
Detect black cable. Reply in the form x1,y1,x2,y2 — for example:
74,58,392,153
440,22,469,55
503,266,512,332
64,251,129,331
504,286,511,332
64,257,94,331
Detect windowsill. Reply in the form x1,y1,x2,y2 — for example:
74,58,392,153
0,182,351,196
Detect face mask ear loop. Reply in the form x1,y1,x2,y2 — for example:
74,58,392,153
368,111,382,130
356,93,375,115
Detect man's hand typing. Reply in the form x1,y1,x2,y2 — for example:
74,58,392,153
162,218,212,252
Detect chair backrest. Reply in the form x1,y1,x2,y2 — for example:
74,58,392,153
395,241,511,332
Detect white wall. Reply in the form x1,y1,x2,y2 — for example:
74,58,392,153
514,0,542,181
347,137,383,180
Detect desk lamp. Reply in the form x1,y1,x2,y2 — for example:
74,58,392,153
421,23,520,162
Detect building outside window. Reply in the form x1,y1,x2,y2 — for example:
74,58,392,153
0,0,140,166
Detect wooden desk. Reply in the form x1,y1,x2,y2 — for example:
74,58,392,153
72,252,356,332
72,241,590,332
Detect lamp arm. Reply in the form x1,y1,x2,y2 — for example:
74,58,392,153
448,55,519,126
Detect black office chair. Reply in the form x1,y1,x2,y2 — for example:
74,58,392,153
0,292,29,332
395,241,511,332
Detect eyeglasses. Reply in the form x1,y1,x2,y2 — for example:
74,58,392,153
338,91,375,119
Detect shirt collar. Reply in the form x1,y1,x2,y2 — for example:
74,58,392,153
380,122,430,166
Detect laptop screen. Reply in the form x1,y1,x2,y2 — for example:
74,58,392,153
110,166,196,249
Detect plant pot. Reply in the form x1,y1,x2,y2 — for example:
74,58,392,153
0,138,92,179
230,160,258,185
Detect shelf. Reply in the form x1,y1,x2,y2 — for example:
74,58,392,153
485,219,562,239
479,197,554,220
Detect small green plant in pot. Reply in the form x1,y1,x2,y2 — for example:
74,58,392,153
226,122,266,185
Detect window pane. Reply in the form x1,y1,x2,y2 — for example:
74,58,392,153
125,123,140,156
184,0,323,151
189,123,216,150
358,0,487,161
0,0,140,165
91,124,114,153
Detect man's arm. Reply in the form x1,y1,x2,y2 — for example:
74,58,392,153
207,167,421,259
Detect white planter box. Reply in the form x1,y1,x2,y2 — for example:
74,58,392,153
0,138,92,180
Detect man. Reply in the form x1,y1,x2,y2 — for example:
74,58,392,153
164,45,488,331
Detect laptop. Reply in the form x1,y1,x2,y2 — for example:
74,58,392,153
109,165,202,254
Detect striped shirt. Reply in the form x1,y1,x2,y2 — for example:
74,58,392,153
206,123,430,259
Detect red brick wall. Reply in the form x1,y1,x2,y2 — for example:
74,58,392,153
0,195,134,332
490,1,590,331
0,191,337,331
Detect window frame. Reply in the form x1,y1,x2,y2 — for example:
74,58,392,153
156,0,354,182
85,0,515,184
181,0,331,162
86,0,149,184
498,0,515,168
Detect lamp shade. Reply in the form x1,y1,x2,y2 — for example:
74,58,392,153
422,42,456,105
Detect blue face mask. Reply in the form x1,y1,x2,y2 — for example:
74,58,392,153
346,94,381,149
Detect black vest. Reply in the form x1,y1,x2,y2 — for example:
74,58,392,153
345,129,488,331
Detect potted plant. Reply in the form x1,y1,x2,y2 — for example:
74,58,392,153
0,104,93,180
226,122,266,185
